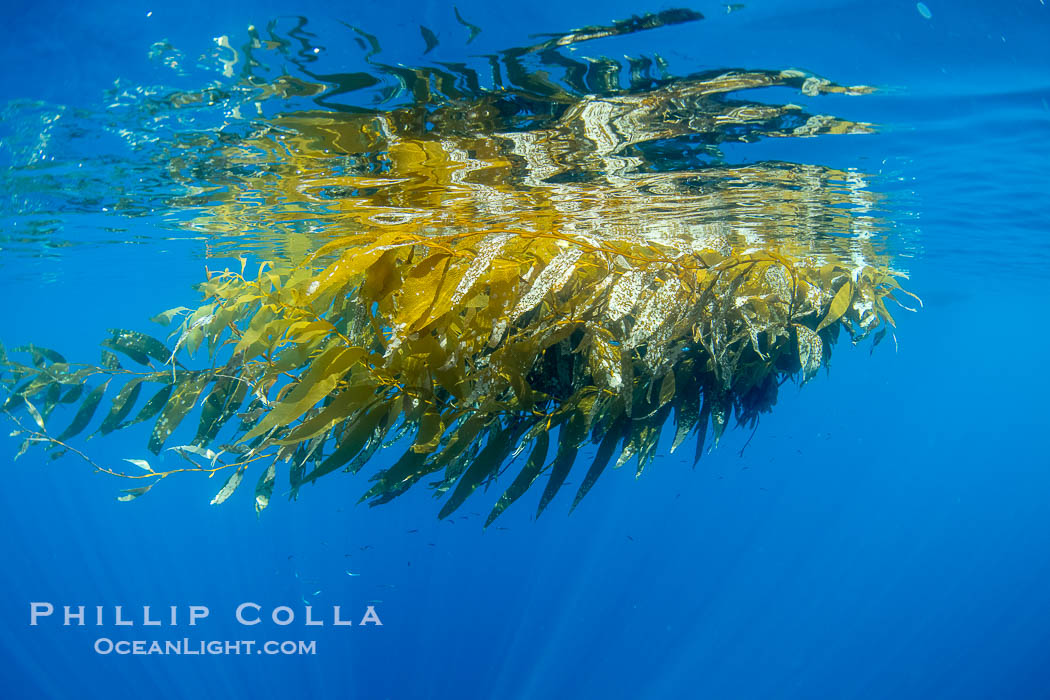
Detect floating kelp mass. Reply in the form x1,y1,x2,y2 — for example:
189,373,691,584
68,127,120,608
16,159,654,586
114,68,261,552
0,10,916,523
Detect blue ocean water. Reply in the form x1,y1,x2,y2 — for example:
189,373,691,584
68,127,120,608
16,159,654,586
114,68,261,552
1,1,1048,699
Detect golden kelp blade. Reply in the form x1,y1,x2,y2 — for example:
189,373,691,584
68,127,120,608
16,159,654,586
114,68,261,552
0,20,912,523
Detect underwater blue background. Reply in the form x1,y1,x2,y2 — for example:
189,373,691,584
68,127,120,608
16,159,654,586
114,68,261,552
2,0,1049,698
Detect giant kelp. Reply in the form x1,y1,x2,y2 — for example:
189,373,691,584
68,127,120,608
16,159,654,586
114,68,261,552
0,11,915,522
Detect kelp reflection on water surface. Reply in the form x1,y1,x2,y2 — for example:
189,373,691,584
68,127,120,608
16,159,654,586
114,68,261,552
0,10,916,523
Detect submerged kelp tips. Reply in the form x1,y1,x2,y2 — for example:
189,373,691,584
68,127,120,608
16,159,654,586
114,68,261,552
0,10,915,523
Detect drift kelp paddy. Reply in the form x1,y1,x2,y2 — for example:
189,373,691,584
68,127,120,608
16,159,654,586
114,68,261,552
0,10,916,524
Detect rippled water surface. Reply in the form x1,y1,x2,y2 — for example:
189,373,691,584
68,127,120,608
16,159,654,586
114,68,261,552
1,2,1048,699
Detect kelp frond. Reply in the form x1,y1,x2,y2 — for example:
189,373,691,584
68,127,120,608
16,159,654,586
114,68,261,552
1,224,909,522
0,13,915,523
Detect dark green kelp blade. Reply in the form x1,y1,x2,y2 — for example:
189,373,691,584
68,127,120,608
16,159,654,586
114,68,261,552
485,430,550,527
254,462,277,514
103,329,171,366
535,412,587,518
57,382,108,441
148,374,210,454
302,405,387,485
123,384,174,429
13,344,66,367
569,416,627,513
193,373,250,446
96,380,144,435
437,419,530,520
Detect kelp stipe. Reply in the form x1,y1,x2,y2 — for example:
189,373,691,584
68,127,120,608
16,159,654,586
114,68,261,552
0,10,918,523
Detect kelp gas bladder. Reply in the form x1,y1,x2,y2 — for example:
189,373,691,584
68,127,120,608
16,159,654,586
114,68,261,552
0,10,916,524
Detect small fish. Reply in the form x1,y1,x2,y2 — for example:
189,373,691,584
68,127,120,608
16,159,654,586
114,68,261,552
420,26,439,54
916,2,932,20
626,535,634,541
454,7,482,43
346,570,361,577
724,3,746,13
406,529,418,533
313,590,321,596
